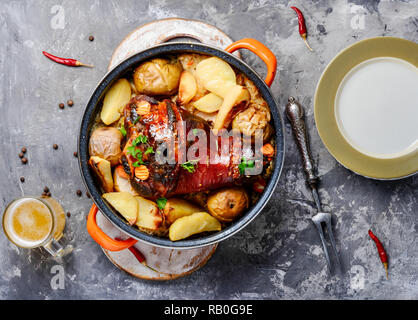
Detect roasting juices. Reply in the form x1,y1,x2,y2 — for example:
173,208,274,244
3,196,70,256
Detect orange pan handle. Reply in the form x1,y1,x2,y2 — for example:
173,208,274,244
225,38,277,87
87,204,138,251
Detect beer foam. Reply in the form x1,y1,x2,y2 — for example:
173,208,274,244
4,198,53,248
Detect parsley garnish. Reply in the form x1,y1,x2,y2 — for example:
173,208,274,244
127,146,142,158
238,157,255,175
127,145,144,165
180,160,197,173
119,124,127,137
132,159,144,167
144,147,154,155
156,197,167,211
132,135,147,146
133,116,140,125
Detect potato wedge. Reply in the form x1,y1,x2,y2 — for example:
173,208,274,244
113,165,138,196
169,212,221,241
192,93,223,113
195,57,236,98
101,78,131,125
88,156,114,192
164,198,203,224
103,192,138,225
213,85,250,133
135,196,163,230
178,71,197,105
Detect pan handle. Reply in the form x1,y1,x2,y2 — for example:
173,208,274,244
225,38,277,87
87,204,138,251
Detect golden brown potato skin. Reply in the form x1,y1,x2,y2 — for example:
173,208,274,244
133,58,182,96
89,127,123,166
207,188,249,223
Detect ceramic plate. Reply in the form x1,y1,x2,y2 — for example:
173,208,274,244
314,37,418,179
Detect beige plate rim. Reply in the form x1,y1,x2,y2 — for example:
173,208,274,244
314,37,418,180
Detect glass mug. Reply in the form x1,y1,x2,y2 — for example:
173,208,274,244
2,196,73,258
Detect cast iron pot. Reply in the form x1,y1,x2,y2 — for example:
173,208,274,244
79,38,285,250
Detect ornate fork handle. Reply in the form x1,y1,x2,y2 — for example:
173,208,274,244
285,96,318,189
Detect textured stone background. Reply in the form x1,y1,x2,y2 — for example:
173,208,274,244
0,0,417,299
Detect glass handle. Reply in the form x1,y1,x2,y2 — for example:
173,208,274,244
43,238,73,258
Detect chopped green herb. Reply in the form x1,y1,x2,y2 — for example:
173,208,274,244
181,160,197,173
127,146,135,155
192,128,199,135
239,157,255,175
127,146,142,158
156,197,167,211
132,159,144,167
127,144,144,166
132,135,148,146
119,124,127,137
133,116,140,125
144,147,154,155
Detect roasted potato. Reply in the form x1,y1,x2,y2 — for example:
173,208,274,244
169,212,221,241
89,127,123,166
213,85,250,133
164,198,203,224
113,165,138,196
101,78,131,125
178,53,210,101
195,57,236,98
133,58,182,96
89,156,114,193
103,192,138,225
207,188,249,223
135,196,163,231
178,71,197,105
192,93,223,113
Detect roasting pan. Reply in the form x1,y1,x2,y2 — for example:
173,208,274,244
79,39,285,249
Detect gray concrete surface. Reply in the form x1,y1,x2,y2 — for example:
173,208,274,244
0,0,417,299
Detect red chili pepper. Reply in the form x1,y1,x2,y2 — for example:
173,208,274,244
290,6,313,51
114,237,161,273
42,51,94,68
368,229,389,279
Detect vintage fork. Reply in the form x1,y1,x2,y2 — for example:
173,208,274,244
285,96,342,274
